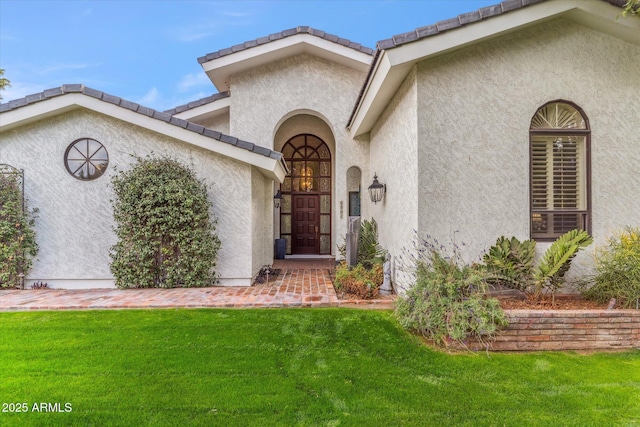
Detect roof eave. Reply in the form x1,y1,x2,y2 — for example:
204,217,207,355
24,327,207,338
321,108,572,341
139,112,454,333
173,96,231,122
0,91,287,183
348,0,639,137
200,34,373,92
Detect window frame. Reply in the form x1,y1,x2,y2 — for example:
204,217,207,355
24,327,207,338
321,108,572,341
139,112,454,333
529,100,591,241
64,137,109,181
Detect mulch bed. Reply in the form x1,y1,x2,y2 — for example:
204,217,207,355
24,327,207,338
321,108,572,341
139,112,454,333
499,296,609,310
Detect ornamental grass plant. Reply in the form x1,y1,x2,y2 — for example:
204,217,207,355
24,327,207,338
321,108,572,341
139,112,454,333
581,227,640,309
395,237,508,349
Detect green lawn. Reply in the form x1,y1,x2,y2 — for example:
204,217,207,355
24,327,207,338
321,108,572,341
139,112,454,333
0,309,639,426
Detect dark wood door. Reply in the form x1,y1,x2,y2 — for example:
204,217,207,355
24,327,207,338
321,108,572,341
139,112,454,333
292,194,319,254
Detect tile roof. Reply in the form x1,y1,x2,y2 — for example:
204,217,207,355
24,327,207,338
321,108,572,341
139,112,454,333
164,91,230,115
376,0,627,50
377,0,545,50
348,0,628,131
197,26,375,64
0,85,282,161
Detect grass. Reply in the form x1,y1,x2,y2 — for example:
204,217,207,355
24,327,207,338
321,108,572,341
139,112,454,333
0,309,639,426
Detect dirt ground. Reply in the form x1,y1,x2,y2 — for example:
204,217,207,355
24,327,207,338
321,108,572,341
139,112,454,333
499,296,609,310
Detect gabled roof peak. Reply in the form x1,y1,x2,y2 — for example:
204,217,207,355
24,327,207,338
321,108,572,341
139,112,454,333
198,26,374,64
198,26,374,92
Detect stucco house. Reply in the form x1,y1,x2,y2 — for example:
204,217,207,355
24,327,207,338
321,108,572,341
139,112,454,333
1,0,638,289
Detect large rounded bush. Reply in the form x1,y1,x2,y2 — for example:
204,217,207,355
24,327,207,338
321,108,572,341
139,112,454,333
110,156,221,288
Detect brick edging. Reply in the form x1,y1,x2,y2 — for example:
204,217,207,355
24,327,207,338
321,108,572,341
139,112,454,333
486,309,640,351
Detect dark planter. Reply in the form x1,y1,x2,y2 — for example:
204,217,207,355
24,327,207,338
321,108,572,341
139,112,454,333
275,239,286,260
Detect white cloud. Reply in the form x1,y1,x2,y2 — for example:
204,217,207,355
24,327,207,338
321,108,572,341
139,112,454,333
171,7,255,43
0,32,18,42
39,63,98,75
222,11,252,17
170,91,211,108
1,81,48,102
180,33,212,42
136,87,160,106
177,73,210,93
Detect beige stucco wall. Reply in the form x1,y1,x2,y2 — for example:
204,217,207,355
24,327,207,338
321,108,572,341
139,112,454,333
251,167,273,274
415,18,640,278
196,111,230,135
230,53,370,255
0,109,256,288
369,67,419,291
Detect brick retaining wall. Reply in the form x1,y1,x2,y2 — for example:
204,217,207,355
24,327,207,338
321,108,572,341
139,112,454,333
487,310,640,351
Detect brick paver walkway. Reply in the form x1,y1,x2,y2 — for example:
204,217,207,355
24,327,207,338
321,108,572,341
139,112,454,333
0,267,394,312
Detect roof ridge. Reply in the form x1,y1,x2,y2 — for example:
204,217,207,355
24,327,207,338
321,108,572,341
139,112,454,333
197,26,374,64
164,91,230,115
0,85,281,161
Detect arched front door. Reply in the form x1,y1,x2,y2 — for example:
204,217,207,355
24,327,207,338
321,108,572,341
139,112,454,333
280,134,331,255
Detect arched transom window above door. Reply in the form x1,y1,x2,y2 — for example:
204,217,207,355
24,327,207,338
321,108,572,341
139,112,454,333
530,101,591,240
280,134,331,255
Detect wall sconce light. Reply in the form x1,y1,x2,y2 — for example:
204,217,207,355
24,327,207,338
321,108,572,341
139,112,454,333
273,190,282,209
368,173,386,204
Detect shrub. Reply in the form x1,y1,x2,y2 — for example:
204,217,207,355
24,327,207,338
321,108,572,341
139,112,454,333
581,227,640,309
334,262,383,299
483,230,592,301
0,172,38,288
110,156,221,288
338,218,387,268
483,236,535,292
395,239,508,349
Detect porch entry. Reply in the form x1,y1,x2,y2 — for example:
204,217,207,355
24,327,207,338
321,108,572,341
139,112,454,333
280,134,331,255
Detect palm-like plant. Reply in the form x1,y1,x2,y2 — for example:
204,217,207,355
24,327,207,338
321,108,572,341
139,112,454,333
533,229,593,302
484,230,592,303
357,219,387,268
483,236,536,292
337,219,387,268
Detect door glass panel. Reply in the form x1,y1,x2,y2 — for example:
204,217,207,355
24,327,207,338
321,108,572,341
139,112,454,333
306,162,319,177
320,195,330,214
284,235,291,255
320,178,330,192
292,178,300,192
281,214,291,234
282,177,291,192
320,162,330,176
281,194,291,213
320,235,330,254
301,178,317,193
292,161,304,176
320,215,330,234
318,145,330,159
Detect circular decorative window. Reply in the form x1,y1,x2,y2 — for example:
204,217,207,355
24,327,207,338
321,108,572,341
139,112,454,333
64,138,109,180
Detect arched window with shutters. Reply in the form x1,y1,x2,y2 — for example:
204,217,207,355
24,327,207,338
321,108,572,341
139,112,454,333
530,101,591,240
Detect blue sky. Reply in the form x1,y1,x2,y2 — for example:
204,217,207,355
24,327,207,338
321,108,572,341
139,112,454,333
1,0,497,111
